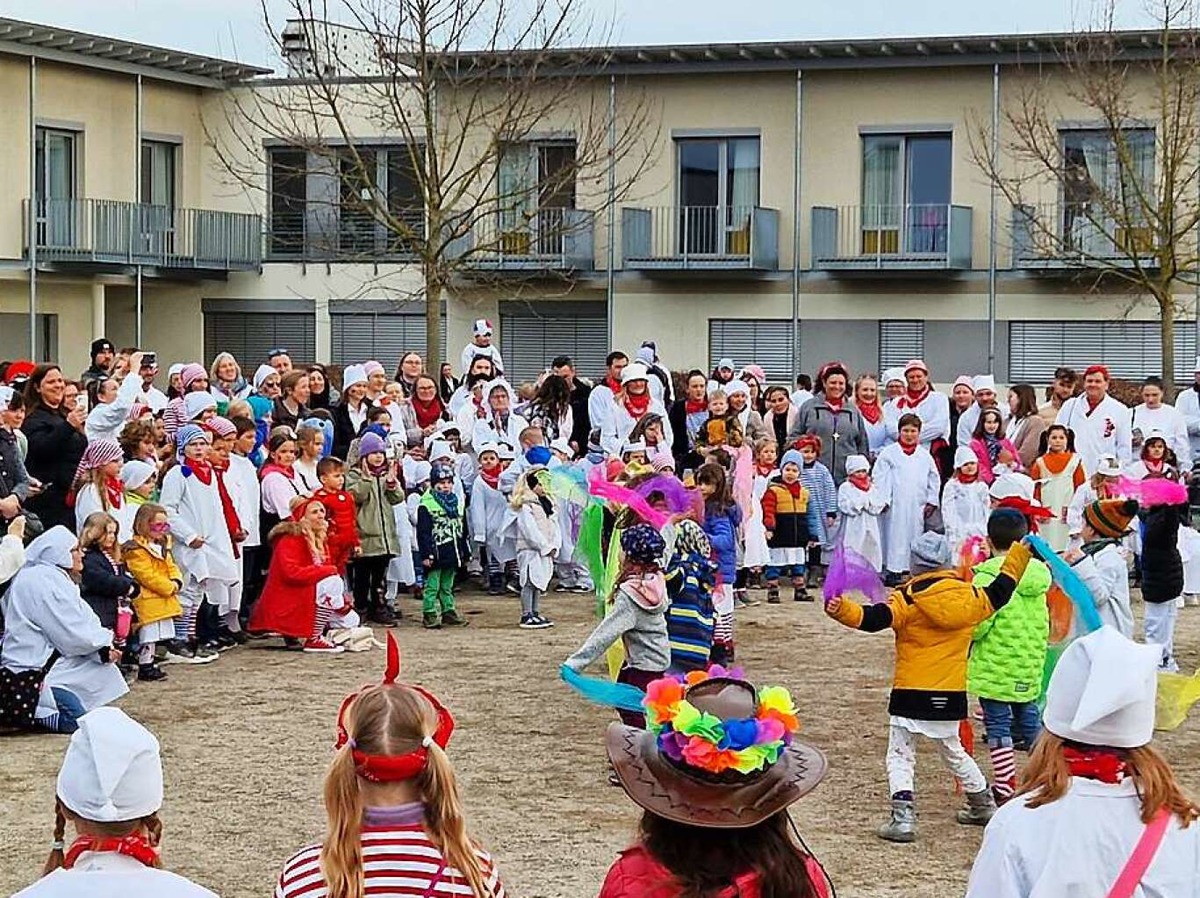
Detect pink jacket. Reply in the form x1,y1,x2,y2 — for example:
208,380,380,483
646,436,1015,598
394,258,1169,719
969,436,1024,485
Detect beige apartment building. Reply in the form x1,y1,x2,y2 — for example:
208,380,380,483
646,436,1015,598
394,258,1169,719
0,17,1191,384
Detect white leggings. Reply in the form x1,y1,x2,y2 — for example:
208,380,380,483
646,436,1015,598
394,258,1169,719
1144,601,1180,672
886,724,986,796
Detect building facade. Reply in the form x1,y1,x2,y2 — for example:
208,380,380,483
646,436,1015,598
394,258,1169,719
0,17,1193,384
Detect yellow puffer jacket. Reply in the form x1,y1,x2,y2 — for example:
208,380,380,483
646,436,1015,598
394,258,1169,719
123,536,184,628
828,543,1031,720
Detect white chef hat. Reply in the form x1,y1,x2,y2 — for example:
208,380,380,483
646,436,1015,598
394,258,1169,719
0,384,13,407
882,367,905,387
341,364,368,390
621,363,649,385
622,440,648,456
1043,627,1160,748
119,460,157,491
252,364,275,390
549,437,572,456
989,471,1036,503
427,440,454,463
973,374,997,393
496,442,516,460
167,363,186,378
183,391,217,421
845,454,870,476
725,379,750,398
473,318,493,336
954,446,977,470
475,441,500,457
716,357,736,372
57,708,163,822
635,346,655,365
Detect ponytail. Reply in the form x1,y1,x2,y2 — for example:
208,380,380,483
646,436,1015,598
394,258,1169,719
421,743,494,898
321,746,366,898
42,802,66,875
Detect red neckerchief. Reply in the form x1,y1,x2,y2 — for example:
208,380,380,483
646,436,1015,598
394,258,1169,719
64,833,159,870
104,477,124,510
899,441,918,456
604,375,622,395
685,397,707,414
411,396,444,429
956,470,978,484
478,464,502,489
1064,746,1128,783
184,459,213,486
898,386,930,409
623,391,651,419
1144,458,1165,476
849,472,872,491
258,461,295,483
825,396,844,412
211,458,243,558
1085,395,1105,415
858,401,882,425
756,464,776,477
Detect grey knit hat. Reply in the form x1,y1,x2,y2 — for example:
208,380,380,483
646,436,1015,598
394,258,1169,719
909,532,951,574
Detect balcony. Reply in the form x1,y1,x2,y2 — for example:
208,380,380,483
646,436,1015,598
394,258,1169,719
621,206,779,273
266,207,426,262
1011,203,1159,272
811,204,973,273
452,208,595,274
25,198,261,273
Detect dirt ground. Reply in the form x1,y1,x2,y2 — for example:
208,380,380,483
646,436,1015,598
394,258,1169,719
2,587,1199,898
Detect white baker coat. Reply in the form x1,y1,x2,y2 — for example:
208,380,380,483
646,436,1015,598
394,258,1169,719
1174,387,1200,462
1132,402,1192,469
873,442,941,573
836,480,887,572
940,477,990,557
600,398,673,457
84,374,144,443
966,777,1200,898
883,390,951,448
1071,545,1135,637
226,454,262,549
158,466,239,584
74,485,136,543
513,497,560,590
459,341,504,376
13,851,217,898
1056,394,1133,475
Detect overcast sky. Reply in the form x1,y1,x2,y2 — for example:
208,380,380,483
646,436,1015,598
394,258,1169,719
1,0,1163,68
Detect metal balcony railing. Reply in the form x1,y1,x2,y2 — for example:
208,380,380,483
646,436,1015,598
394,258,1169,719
449,207,595,272
25,198,261,271
1011,202,1159,270
621,205,779,271
266,207,426,261
811,204,973,271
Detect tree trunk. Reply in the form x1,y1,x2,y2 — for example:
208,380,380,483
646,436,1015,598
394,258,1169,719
1159,287,1177,400
425,274,442,374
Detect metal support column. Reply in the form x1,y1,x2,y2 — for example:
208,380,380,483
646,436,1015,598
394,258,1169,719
605,74,617,349
987,63,1000,374
136,73,144,345
790,69,803,383
28,57,37,359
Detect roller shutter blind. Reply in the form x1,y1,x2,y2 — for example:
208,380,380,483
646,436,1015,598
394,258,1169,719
878,320,925,371
499,301,608,382
708,319,795,383
1008,321,1197,382
204,312,315,367
330,312,447,366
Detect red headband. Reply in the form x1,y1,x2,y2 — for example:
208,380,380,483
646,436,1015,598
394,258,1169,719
334,634,455,782
290,495,323,522
795,435,821,454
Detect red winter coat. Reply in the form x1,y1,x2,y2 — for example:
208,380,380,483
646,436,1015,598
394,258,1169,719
314,487,360,573
248,524,338,638
599,845,829,898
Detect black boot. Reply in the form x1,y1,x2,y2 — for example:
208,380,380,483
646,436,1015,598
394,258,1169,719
137,663,168,682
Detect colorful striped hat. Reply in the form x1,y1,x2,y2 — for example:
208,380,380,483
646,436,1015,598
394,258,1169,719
1083,498,1139,539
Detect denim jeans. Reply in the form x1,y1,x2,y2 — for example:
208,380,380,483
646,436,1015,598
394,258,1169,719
980,697,1042,749
765,563,805,581
43,687,86,734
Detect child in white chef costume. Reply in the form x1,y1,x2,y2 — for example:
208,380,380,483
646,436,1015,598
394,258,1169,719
17,707,216,898
966,626,1200,898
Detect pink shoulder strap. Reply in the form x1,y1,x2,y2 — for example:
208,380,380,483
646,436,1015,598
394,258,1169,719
1106,809,1172,898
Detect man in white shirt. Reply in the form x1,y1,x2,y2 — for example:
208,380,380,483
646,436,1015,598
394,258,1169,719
1172,356,1200,466
1132,375,1191,469
883,359,951,449
790,373,814,410
459,318,505,376
956,374,1009,446
587,350,627,435
1055,364,1133,474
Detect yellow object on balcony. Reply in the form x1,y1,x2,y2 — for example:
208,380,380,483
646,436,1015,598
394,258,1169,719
500,229,531,255
861,228,899,255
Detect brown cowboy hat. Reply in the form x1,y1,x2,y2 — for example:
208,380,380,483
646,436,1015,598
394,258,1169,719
606,677,827,829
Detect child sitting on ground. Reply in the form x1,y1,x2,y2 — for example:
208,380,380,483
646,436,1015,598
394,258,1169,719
826,531,1032,843
761,449,821,604
966,508,1051,804
416,462,469,630
663,519,717,673
564,524,670,725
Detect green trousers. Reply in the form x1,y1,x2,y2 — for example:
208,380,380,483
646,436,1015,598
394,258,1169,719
422,568,457,615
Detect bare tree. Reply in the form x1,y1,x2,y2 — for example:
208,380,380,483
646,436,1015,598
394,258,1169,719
970,0,1200,394
210,0,658,372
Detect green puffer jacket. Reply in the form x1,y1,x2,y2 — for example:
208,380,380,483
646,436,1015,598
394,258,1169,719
966,553,1051,703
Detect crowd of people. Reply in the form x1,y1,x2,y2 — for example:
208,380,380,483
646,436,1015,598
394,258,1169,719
3,321,1200,896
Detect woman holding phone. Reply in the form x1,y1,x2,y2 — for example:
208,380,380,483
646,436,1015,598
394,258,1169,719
22,364,88,531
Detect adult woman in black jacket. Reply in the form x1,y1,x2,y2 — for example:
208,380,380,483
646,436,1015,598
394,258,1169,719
21,364,88,531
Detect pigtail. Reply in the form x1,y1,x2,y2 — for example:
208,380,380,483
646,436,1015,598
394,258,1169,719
422,743,494,898
42,802,66,875
320,746,367,898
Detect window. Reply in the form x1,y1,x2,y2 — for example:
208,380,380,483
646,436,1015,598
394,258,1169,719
497,142,577,255
330,309,446,365
204,311,316,367
499,300,607,381
268,148,307,256
1060,128,1154,255
140,140,178,256
861,133,951,254
677,137,760,255
34,128,77,247
878,320,925,371
339,148,378,254
1008,320,1194,382
708,319,794,381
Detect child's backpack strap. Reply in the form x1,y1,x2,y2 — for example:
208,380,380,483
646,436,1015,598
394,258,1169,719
1106,809,1172,898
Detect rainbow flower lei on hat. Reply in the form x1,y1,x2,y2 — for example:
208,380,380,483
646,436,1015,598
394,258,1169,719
644,666,800,776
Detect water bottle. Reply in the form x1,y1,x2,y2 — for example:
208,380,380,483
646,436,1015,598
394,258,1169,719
114,600,133,648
